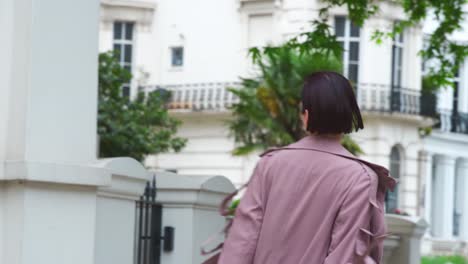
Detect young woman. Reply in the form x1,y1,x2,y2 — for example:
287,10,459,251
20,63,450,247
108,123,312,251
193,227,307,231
219,72,396,264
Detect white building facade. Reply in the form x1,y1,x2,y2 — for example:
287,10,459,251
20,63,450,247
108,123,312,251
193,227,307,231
98,0,468,255
420,48,468,255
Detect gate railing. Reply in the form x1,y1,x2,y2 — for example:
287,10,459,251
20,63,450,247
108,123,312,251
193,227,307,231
135,176,174,264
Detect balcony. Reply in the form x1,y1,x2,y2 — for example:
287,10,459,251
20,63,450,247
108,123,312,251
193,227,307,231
143,82,240,113
437,109,468,135
356,83,436,118
143,82,437,120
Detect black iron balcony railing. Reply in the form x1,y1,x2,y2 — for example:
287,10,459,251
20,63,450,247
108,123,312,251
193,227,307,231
356,83,436,117
142,82,438,119
142,82,240,112
437,109,468,134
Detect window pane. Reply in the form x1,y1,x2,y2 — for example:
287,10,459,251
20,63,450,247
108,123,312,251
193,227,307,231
390,147,401,177
396,69,402,87
113,22,122,39
125,23,134,40
348,64,358,83
124,44,132,63
335,16,345,37
350,21,360,37
113,44,122,62
113,44,121,54
338,41,345,60
248,14,273,47
386,146,401,213
122,85,130,97
398,47,403,68
392,47,402,87
171,47,184,66
385,188,398,213
124,65,131,74
349,42,359,61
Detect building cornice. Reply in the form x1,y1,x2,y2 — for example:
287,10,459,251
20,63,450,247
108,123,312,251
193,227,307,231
100,0,156,28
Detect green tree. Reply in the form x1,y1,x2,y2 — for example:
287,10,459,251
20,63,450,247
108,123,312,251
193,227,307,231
229,1,468,155
297,0,468,88
98,52,186,162
228,45,363,156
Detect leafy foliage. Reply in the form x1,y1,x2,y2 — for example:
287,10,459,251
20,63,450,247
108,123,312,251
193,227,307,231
421,255,468,264
228,44,363,156
311,0,468,88
98,52,186,162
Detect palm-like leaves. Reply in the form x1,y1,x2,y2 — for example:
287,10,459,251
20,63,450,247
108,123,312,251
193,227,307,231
228,45,363,156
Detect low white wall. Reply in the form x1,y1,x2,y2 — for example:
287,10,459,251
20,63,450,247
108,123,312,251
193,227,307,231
93,158,150,264
154,171,236,264
385,215,428,264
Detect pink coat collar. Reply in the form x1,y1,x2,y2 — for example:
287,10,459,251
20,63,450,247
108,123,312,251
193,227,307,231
260,135,397,194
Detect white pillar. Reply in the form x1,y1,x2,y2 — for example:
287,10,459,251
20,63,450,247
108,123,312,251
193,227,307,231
0,0,98,164
420,151,433,227
432,155,456,238
458,158,468,241
385,215,428,264
155,172,236,264
0,1,147,264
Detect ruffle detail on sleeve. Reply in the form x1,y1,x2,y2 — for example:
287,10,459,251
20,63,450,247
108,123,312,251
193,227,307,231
359,162,398,212
354,228,388,264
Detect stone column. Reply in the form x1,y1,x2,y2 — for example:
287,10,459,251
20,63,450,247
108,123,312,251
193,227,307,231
419,151,433,228
457,158,468,241
385,215,428,264
155,171,236,264
0,0,148,263
432,155,456,238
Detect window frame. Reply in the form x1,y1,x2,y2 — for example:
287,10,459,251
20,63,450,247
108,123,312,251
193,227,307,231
113,21,135,97
391,30,404,88
170,46,184,68
334,16,361,83
386,145,403,213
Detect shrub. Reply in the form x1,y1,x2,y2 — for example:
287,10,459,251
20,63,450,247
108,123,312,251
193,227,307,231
422,256,468,264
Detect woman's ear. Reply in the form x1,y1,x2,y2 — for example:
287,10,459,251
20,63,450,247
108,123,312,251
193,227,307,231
301,109,309,130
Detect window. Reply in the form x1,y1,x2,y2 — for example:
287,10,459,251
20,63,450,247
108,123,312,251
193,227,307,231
248,14,274,47
422,35,430,74
113,21,134,97
448,70,461,132
171,47,184,67
335,16,360,83
386,146,401,213
391,28,404,111
453,70,460,115
391,29,404,88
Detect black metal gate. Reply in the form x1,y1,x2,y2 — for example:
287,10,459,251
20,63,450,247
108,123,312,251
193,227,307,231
135,176,174,264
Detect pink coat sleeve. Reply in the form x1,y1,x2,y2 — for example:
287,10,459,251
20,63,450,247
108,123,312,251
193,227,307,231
218,159,268,264
324,168,385,264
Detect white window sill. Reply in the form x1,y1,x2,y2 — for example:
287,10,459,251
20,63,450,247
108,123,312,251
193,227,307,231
168,67,184,72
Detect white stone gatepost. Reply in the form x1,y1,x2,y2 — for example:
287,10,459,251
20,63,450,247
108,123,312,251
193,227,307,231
385,215,428,264
154,171,236,264
0,0,148,263
93,158,150,264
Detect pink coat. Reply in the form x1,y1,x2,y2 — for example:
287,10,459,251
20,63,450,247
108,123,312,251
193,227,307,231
219,135,396,264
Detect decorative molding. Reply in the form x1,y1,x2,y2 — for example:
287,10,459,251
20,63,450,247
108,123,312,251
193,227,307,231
0,161,111,186
100,0,156,28
94,157,150,200
238,0,282,10
155,172,235,209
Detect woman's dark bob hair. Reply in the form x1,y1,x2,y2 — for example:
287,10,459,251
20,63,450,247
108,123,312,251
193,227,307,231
301,71,364,134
